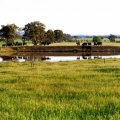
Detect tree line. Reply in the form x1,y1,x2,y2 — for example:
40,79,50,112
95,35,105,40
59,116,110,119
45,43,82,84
0,21,72,45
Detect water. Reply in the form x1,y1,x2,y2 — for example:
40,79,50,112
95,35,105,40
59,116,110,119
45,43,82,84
0,52,120,62
42,55,120,62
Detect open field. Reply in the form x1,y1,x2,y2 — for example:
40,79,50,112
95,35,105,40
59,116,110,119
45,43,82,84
50,38,120,46
0,59,120,119
50,42,120,46
1,38,120,47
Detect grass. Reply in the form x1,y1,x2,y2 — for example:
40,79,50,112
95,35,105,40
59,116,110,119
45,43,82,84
1,38,120,47
0,59,120,119
50,42,120,46
45,38,120,46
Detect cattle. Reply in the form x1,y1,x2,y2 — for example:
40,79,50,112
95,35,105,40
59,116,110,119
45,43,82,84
41,56,50,61
82,55,87,59
88,42,91,46
41,41,46,46
2,43,14,47
94,42,102,46
82,42,91,51
46,41,51,45
97,42,102,46
82,43,87,49
15,42,22,46
23,42,27,46
82,43,87,46
94,42,98,46
2,44,7,47
7,43,14,46
40,40,51,46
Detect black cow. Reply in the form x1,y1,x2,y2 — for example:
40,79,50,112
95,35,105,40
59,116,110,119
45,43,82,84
88,42,91,46
41,40,51,46
94,42,102,46
94,42,98,46
23,42,27,46
97,42,102,46
41,41,46,46
82,43,87,46
7,43,14,46
46,41,51,45
2,43,14,47
2,44,7,47
15,42,22,46
41,56,50,61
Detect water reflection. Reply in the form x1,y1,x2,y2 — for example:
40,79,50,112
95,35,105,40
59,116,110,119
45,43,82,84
0,53,120,62
0,56,51,62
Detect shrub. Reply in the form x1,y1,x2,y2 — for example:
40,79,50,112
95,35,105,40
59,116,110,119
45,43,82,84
92,36,102,43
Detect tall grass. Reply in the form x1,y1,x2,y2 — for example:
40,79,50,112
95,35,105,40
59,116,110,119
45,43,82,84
0,59,120,119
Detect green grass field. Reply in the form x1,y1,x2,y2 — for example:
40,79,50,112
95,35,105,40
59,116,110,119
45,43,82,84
0,59,120,120
50,41,120,46
1,38,120,47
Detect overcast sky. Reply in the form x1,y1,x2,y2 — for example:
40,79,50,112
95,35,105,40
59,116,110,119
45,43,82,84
0,0,120,35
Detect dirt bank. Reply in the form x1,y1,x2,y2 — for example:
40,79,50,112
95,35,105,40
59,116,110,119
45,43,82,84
1,45,120,53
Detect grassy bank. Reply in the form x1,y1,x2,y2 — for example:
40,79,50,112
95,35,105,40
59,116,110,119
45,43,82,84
1,40,120,53
0,59,120,119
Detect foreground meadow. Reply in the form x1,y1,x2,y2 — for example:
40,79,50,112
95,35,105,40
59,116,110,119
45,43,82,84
0,59,120,120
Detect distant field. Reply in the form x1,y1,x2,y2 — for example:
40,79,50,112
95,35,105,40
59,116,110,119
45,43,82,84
0,39,33,47
1,38,120,46
50,42,120,46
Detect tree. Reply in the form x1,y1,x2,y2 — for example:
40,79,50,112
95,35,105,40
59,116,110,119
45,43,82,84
54,29,64,42
46,29,55,43
23,21,46,45
108,34,116,42
63,33,72,42
0,24,19,44
92,36,102,43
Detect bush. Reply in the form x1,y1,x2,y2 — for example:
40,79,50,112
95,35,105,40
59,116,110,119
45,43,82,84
92,36,102,43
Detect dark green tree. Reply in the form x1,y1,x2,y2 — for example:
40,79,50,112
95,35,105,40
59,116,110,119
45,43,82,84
92,36,102,43
0,24,19,44
63,33,72,42
54,29,64,42
108,34,116,42
23,21,46,45
46,29,55,43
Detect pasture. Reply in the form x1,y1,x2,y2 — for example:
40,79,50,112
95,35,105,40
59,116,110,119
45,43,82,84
0,59,120,119
1,38,120,47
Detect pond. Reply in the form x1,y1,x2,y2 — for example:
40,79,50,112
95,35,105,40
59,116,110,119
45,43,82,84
0,52,120,62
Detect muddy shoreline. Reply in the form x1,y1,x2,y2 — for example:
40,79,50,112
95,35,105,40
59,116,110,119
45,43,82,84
1,45,120,53
17,46,120,52
1,46,120,61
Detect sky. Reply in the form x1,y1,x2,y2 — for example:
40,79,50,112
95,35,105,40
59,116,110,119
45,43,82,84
0,0,120,35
